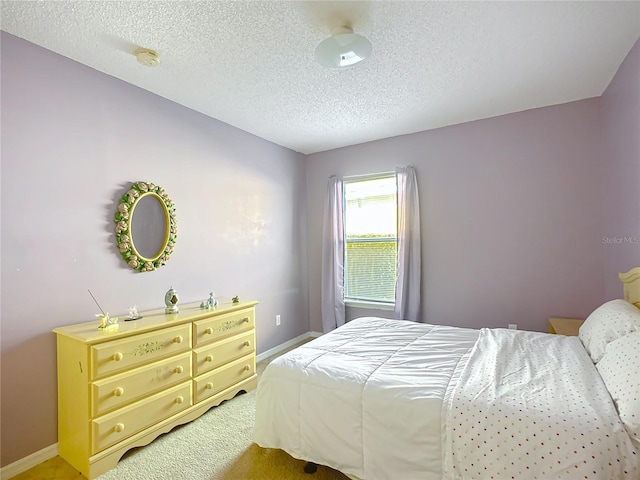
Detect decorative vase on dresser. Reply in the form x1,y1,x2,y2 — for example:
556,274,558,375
53,300,258,479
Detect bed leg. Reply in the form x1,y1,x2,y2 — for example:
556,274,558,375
304,462,318,474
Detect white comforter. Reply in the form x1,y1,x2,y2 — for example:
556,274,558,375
254,317,478,479
254,318,639,480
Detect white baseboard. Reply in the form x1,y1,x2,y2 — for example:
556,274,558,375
256,330,322,362
2,331,324,479
1,443,58,479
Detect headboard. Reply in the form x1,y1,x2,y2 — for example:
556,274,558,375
619,267,640,308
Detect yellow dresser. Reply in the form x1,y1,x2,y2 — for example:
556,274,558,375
53,300,258,479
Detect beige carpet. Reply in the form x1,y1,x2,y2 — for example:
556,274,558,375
96,390,348,480
94,345,349,480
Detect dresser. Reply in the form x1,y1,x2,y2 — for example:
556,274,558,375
53,300,258,479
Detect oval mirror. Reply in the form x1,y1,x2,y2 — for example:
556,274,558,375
114,182,177,272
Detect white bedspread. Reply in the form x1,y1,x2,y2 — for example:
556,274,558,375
254,319,639,480
254,317,479,480
443,328,639,479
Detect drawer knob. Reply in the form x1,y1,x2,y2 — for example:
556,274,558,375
205,382,213,390
244,365,251,371
175,396,184,404
204,327,214,335
242,317,250,323
174,366,184,374
173,335,184,344
243,341,251,347
114,423,125,433
113,387,125,397
112,352,124,361
205,355,214,362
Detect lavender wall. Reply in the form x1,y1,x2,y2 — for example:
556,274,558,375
307,99,606,333
601,39,640,299
0,33,308,466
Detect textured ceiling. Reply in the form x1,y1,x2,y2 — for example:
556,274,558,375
1,1,639,154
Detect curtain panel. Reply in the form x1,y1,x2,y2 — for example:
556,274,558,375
394,166,422,322
321,175,345,332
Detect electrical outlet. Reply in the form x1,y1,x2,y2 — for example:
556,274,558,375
276,314,281,326
508,324,517,330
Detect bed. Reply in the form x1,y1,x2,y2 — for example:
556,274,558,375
254,268,640,480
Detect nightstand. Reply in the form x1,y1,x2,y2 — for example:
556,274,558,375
548,317,584,336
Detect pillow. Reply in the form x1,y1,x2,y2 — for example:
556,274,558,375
596,331,640,448
579,299,640,363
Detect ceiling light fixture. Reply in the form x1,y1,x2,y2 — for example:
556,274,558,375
314,25,372,68
135,48,160,67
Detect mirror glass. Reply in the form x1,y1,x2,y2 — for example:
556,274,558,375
130,194,167,259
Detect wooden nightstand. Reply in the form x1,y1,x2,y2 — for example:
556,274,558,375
548,317,584,336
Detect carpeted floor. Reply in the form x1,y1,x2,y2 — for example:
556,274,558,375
95,389,348,480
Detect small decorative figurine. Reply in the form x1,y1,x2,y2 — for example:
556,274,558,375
97,313,119,332
126,305,142,321
232,295,239,304
88,289,118,331
165,286,179,314
200,292,218,310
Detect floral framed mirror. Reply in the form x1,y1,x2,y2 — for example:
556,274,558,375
114,181,177,272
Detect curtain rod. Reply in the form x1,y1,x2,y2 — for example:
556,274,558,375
342,171,396,181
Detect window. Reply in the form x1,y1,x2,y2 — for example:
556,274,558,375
343,174,397,306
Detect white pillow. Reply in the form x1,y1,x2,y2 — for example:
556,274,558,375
596,331,640,449
579,299,640,363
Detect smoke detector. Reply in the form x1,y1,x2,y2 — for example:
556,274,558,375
135,48,160,67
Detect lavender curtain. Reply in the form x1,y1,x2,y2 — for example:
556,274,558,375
321,175,345,332
394,166,422,321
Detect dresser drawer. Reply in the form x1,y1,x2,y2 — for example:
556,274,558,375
91,352,192,417
193,309,254,347
91,381,191,454
194,354,255,403
193,331,254,376
90,324,191,379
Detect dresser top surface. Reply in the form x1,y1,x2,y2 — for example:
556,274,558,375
53,300,258,344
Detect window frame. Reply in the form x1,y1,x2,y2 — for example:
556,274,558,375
342,172,397,310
